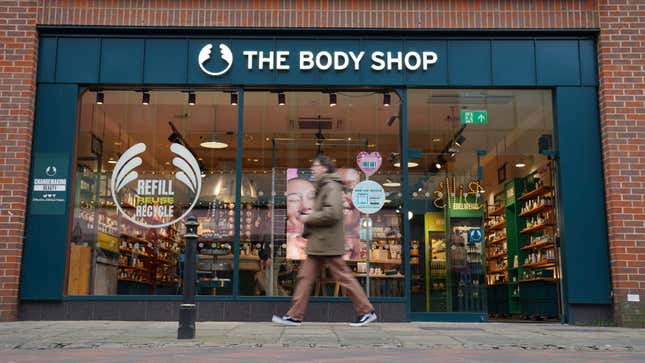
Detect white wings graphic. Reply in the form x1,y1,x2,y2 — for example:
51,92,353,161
170,143,202,194
198,43,233,76
111,143,146,194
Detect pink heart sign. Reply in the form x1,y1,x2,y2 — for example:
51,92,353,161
356,151,382,177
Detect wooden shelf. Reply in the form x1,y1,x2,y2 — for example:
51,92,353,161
487,252,507,260
518,186,554,201
488,268,507,275
522,260,557,269
520,223,555,235
489,204,505,216
518,278,558,283
521,241,556,251
354,274,405,279
487,236,507,246
518,204,553,218
489,282,508,286
487,221,507,231
216,254,260,261
117,278,152,285
118,266,151,273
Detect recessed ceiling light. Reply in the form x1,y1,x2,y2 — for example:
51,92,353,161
432,138,441,142
515,163,526,168
200,140,228,149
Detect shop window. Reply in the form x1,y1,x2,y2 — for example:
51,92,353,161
240,91,404,298
69,90,237,296
407,89,561,320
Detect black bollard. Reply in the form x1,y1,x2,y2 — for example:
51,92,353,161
178,215,199,339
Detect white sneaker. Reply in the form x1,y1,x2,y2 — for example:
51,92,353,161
272,314,302,326
350,311,377,327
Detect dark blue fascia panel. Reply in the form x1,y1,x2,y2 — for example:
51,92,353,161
21,84,78,300
555,87,611,305
55,38,100,83
41,35,595,87
492,40,536,86
536,40,581,86
144,39,189,84
447,40,492,86
99,38,145,83
579,40,599,87
37,37,57,83
405,40,448,86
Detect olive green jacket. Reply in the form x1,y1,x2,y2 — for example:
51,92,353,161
302,173,346,256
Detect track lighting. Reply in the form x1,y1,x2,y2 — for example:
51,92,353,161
230,93,238,106
455,135,466,147
188,92,196,106
278,92,286,106
142,91,150,105
383,93,391,107
329,93,337,107
386,115,397,127
96,91,104,104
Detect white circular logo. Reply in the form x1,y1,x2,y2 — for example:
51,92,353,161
351,180,386,215
198,43,233,76
110,143,202,228
45,166,57,176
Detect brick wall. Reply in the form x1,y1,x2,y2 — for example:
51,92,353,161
597,0,645,328
35,0,598,29
0,0,38,321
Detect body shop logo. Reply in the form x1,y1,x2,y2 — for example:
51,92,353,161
198,43,233,76
111,143,202,228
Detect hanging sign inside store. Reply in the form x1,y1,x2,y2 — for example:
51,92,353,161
461,110,488,125
356,151,382,177
351,180,386,215
198,43,439,76
30,153,69,215
111,143,202,228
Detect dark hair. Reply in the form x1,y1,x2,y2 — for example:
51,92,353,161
313,154,335,173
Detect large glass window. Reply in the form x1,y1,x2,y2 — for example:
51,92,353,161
69,90,237,295
240,91,404,297
407,89,561,319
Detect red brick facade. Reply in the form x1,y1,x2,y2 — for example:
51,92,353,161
597,0,645,328
1,0,642,325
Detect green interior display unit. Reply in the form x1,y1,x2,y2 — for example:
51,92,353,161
424,212,447,312
445,195,485,314
503,178,526,314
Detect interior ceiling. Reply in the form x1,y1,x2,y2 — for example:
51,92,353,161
78,89,553,179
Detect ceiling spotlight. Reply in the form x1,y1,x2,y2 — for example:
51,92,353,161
107,156,117,164
278,92,286,106
329,93,337,107
435,162,442,169
432,138,441,143
188,92,196,106
386,115,397,127
455,135,466,147
383,93,391,107
515,162,526,168
394,161,419,168
96,91,104,105
142,91,150,105
230,93,238,106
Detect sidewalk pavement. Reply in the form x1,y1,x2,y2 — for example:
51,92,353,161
0,320,643,352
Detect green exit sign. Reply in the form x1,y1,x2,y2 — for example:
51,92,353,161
461,110,488,124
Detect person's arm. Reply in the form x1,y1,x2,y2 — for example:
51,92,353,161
304,183,343,227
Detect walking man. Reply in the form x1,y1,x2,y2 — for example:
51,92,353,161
272,155,377,327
